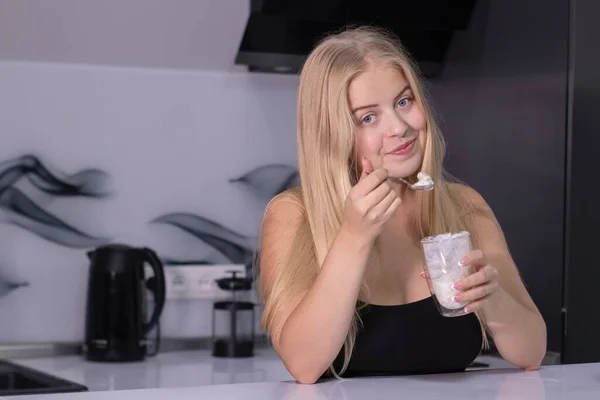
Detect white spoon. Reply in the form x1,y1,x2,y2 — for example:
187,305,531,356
366,171,434,191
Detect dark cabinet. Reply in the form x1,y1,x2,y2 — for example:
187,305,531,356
431,0,600,363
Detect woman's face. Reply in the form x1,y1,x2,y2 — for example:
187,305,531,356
348,64,427,179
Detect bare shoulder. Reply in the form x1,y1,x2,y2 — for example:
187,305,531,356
446,182,508,254
447,182,493,216
262,188,306,228
265,187,304,211
259,188,307,296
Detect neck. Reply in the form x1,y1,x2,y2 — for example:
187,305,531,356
391,180,412,200
388,184,420,232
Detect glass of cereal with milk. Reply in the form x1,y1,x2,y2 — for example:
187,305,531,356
421,231,473,317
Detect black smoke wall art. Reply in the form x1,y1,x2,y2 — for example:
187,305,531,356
152,213,255,266
0,268,29,299
151,163,299,277
0,154,113,249
228,164,299,201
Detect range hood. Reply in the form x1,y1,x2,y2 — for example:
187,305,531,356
235,0,477,78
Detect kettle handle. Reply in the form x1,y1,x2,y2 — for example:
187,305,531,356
141,247,166,336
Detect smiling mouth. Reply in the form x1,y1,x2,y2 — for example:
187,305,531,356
389,139,415,154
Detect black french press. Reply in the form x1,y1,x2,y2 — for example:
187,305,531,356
211,270,255,358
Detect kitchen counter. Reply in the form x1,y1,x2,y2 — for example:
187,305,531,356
6,362,600,399
7,348,516,392
7,348,294,391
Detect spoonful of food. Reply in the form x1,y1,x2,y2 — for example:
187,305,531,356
366,171,435,191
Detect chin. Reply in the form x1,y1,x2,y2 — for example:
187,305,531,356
389,168,419,180
382,140,425,179
385,157,423,179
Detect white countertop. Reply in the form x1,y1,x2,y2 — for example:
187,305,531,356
9,348,294,391
8,348,516,392
7,362,600,399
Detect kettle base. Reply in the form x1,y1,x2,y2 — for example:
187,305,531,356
84,354,147,363
83,343,148,363
212,339,254,358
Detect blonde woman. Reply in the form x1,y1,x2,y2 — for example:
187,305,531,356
257,26,546,384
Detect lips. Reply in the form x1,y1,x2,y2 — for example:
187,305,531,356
389,139,415,154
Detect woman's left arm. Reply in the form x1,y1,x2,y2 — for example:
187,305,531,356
452,186,547,371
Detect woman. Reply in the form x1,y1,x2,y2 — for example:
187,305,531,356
256,26,546,384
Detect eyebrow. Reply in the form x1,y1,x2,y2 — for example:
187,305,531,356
351,85,411,113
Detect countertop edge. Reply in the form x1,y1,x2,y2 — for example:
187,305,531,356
0,336,273,359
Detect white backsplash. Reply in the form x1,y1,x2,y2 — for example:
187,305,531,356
0,61,298,342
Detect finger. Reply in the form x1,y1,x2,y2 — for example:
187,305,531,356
460,250,488,268
363,179,394,206
359,157,375,180
356,157,389,192
355,168,389,196
381,196,402,220
365,188,398,221
419,270,431,280
454,281,498,303
454,265,497,291
463,295,491,314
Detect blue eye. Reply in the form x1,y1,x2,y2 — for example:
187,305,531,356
361,114,374,124
397,97,412,108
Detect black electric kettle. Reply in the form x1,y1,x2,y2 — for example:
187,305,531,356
83,244,166,362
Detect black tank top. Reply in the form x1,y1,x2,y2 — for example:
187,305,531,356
328,296,483,378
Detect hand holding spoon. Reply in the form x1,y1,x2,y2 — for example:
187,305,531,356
366,171,434,191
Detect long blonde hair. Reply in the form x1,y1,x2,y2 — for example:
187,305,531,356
256,25,489,377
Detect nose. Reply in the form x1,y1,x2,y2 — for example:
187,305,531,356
387,112,408,138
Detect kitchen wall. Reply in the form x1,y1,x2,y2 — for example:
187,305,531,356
0,0,568,353
0,62,299,342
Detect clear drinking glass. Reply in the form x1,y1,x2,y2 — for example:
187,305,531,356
421,231,473,317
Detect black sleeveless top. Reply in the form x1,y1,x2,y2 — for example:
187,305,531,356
327,296,483,378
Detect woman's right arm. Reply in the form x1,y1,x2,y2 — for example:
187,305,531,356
259,162,400,384
260,200,372,383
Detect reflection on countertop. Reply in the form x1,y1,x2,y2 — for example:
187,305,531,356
8,348,294,391
12,362,600,400
6,347,523,392
274,367,554,400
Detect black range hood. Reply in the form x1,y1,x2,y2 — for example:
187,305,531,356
235,0,477,78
